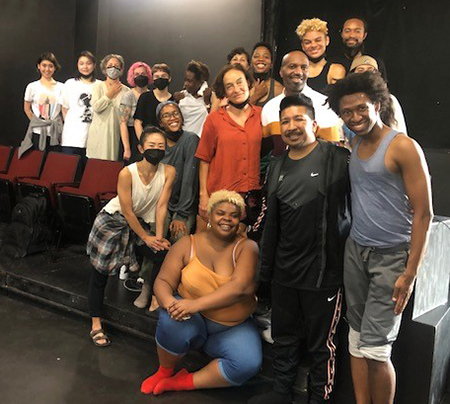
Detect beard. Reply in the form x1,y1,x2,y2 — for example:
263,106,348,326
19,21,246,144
343,42,364,58
287,75,306,93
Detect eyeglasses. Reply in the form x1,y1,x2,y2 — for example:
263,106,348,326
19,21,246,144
161,111,181,120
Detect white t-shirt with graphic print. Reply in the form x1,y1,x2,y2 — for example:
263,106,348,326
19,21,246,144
60,78,98,148
24,80,63,135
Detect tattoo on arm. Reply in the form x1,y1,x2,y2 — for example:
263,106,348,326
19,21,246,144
119,105,131,123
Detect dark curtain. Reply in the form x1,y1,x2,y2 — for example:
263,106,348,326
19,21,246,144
262,0,282,62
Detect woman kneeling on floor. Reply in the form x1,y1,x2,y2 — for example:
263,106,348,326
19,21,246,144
87,125,175,347
141,190,262,395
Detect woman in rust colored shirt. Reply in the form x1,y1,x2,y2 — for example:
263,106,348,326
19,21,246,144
195,64,263,224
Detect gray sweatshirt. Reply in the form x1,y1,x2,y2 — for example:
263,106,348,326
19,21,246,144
162,130,199,220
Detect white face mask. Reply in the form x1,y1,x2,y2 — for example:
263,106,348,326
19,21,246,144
106,66,121,80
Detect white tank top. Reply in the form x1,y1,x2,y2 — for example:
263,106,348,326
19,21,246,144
103,162,166,223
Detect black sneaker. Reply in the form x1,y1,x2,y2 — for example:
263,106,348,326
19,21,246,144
123,277,143,292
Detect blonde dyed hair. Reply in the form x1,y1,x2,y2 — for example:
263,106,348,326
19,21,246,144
296,18,328,39
207,190,245,216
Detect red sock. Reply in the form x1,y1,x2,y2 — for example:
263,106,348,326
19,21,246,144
153,368,195,395
140,365,175,394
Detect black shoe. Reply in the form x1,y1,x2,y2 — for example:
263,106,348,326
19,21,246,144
123,277,143,292
248,390,292,404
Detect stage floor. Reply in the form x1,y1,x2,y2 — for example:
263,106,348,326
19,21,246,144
0,292,271,404
0,241,159,338
3,234,444,403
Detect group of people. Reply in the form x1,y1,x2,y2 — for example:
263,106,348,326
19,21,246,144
20,15,433,404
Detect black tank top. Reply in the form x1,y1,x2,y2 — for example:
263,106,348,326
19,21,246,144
255,78,277,107
307,63,331,95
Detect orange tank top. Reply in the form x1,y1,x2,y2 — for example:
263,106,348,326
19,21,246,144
177,235,257,326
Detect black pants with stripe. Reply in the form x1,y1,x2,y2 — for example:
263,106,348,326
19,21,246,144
271,282,342,402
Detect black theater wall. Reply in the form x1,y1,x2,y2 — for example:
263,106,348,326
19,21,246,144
264,0,450,150
0,0,262,147
0,0,77,147
264,0,450,216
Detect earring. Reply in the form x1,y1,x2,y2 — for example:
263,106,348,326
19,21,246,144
207,222,212,229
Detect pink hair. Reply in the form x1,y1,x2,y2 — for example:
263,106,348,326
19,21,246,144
127,61,153,87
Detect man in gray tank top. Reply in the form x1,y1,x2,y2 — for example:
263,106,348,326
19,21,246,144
327,72,433,404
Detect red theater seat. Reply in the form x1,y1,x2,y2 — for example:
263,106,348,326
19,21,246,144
57,158,123,241
0,145,13,173
18,152,80,208
0,149,44,185
0,149,44,221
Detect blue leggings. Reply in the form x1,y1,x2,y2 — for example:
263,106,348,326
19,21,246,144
155,308,262,385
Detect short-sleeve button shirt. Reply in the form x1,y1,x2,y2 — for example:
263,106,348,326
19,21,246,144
195,105,262,194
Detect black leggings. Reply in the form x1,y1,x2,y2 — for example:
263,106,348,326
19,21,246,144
134,244,167,288
88,268,109,317
87,246,167,317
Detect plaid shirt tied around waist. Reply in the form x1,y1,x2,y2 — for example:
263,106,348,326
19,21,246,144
87,210,151,276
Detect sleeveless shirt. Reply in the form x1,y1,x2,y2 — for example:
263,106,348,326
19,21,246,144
178,235,257,326
103,162,165,223
349,130,412,247
308,63,332,95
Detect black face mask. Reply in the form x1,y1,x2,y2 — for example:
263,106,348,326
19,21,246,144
79,72,94,80
228,97,249,110
134,75,149,88
307,53,326,64
166,129,183,143
153,78,169,90
143,149,165,165
253,71,270,81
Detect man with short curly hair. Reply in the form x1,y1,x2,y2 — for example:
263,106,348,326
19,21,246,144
296,18,345,94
